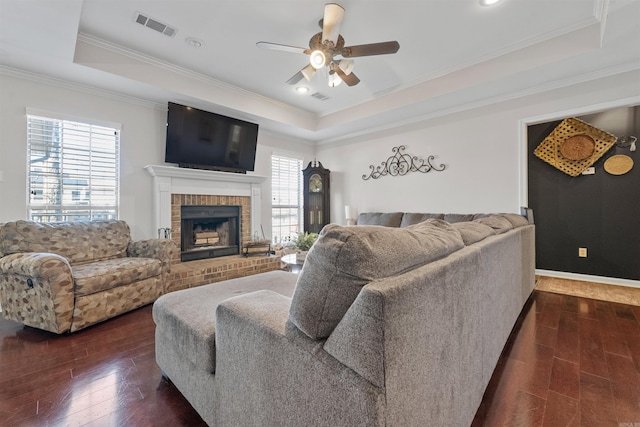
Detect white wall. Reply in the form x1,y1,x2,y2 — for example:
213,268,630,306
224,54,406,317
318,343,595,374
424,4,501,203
0,73,315,240
317,70,640,225
2,70,639,239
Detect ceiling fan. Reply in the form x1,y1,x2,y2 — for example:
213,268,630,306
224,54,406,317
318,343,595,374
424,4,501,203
257,3,400,88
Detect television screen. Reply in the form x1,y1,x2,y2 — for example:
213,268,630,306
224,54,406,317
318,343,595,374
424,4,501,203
165,102,258,172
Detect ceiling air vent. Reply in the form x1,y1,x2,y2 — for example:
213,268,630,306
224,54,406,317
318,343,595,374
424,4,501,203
311,92,330,101
134,12,177,37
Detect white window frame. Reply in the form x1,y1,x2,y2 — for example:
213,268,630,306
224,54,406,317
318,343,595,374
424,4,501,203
27,113,120,223
271,155,303,244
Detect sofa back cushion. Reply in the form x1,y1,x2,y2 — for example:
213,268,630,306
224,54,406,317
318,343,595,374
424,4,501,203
0,220,131,265
443,213,477,223
289,219,465,339
500,213,530,228
399,213,444,227
356,212,403,227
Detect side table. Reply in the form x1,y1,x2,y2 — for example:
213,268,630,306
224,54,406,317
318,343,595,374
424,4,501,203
281,253,305,273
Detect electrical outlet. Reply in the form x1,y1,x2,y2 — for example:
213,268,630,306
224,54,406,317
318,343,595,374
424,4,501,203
582,167,595,175
578,247,587,258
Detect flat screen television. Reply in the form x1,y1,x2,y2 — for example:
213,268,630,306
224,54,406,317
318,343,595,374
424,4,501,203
165,102,258,173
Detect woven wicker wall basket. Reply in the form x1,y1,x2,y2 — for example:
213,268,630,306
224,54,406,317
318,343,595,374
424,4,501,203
534,117,617,177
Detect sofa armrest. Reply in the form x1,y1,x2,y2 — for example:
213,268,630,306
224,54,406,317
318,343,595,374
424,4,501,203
214,290,384,427
0,252,74,333
127,239,176,271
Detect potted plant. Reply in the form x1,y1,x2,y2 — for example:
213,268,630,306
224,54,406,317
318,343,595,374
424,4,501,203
292,232,318,261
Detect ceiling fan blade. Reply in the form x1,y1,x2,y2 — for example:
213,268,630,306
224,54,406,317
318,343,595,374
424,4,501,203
342,41,400,57
322,3,345,45
286,71,304,85
286,64,316,85
332,63,360,86
256,41,308,55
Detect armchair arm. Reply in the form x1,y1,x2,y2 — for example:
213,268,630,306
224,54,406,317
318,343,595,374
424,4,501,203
0,252,74,333
127,239,176,272
214,290,384,427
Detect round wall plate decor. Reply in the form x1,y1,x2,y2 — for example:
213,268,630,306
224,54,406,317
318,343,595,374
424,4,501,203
604,155,634,175
560,134,595,160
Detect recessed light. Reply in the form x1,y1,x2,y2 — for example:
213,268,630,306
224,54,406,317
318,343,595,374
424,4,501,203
296,86,310,93
185,37,203,48
479,0,502,6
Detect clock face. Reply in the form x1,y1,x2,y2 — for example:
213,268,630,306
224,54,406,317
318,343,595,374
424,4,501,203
309,174,323,192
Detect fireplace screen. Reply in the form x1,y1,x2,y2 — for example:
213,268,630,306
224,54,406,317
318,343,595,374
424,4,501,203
181,205,240,262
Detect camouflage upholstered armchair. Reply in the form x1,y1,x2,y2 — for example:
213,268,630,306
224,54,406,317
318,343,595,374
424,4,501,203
0,220,175,333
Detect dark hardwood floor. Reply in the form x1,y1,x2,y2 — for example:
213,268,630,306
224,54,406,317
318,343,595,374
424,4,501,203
473,291,640,426
1,290,639,426
0,306,207,427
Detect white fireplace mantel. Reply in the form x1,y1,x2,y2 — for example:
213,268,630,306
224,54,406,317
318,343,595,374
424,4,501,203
145,165,267,238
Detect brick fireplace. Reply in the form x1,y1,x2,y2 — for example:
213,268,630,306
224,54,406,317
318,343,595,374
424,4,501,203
145,164,266,254
145,165,281,293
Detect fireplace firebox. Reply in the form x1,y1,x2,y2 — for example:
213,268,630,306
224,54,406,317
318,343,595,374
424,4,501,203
181,205,241,262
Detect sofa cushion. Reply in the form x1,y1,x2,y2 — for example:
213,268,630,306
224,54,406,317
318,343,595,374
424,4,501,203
153,271,298,374
399,213,445,227
473,215,514,234
0,223,4,257
73,257,162,296
451,222,496,245
356,212,403,227
0,220,131,265
289,219,465,339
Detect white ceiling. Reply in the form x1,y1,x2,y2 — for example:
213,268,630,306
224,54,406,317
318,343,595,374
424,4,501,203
1,0,639,143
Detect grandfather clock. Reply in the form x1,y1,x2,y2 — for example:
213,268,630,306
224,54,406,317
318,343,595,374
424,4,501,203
302,160,330,234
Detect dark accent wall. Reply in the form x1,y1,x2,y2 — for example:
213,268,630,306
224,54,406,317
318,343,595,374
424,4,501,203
527,106,640,281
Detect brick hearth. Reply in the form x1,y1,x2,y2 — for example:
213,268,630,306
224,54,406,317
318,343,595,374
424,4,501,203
167,255,282,293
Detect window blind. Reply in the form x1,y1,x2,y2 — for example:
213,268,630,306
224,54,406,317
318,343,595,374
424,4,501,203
271,155,303,244
27,115,120,222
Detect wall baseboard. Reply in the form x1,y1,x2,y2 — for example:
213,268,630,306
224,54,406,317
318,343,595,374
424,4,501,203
535,270,640,306
535,269,640,289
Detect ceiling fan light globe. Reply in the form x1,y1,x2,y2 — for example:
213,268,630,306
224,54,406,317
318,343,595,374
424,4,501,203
479,0,502,5
338,59,354,75
301,65,315,81
310,50,326,69
328,72,342,87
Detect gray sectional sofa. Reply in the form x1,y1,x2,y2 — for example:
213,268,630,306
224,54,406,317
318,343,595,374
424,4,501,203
153,212,535,426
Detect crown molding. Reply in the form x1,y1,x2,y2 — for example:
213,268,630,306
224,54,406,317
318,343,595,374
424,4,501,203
316,61,640,146
0,64,165,110
76,33,305,115
395,14,602,92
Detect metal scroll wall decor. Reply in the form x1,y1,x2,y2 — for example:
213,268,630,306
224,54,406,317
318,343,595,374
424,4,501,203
362,145,446,180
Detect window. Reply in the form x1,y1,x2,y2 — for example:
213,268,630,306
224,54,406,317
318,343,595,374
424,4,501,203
27,114,120,222
271,155,303,244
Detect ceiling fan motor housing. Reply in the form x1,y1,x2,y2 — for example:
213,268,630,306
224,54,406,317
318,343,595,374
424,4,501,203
309,33,346,67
